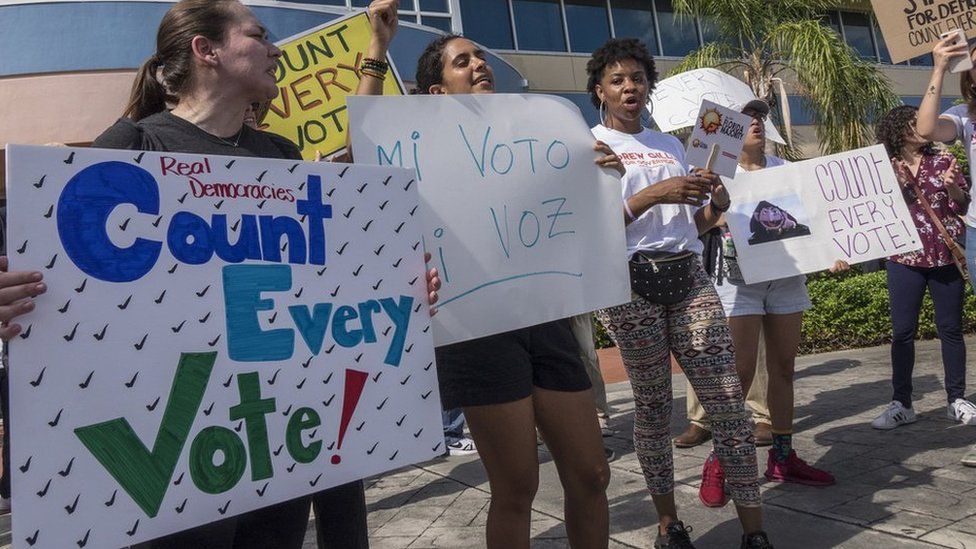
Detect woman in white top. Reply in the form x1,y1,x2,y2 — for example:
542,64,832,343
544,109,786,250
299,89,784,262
706,101,845,496
587,38,771,549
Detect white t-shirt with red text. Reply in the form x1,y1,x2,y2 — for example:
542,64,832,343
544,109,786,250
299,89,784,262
591,124,703,257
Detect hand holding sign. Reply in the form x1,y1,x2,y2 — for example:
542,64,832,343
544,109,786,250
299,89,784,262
0,256,46,340
367,0,399,55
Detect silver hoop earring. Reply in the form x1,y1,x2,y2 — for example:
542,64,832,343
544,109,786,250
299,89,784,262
646,97,654,118
599,100,607,127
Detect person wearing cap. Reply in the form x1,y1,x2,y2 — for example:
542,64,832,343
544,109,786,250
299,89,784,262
695,99,848,507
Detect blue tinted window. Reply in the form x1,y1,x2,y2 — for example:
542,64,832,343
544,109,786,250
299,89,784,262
306,0,348,5
461,0,515,50
840,11,876,60
910,53,934,66
823,11,842,35
513,0,567,52
655,0,699,57
420,0,448,11
353,0,415,10
421,15,452,33
565,0,611,53
609,0,659,55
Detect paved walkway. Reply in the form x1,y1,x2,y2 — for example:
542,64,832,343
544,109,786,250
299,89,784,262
3,338,976,548
363,337,976,548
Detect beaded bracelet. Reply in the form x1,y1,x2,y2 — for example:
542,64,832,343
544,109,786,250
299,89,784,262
362,57,389,75
361,68,386,81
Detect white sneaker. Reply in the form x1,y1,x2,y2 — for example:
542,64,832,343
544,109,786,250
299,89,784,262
871,401,917,430
948,399,976,425
447,437,478,456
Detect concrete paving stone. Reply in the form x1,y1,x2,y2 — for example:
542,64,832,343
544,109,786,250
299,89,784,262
367,507,402,533
370,535,423,548
815,496,897,526
920,527,976,548
407,526,487,548
863,484,976,521
867,509,953,539
763,483,863,514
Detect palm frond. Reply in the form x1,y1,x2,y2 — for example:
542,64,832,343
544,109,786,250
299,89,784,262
766,20,900,153
667,42,742,76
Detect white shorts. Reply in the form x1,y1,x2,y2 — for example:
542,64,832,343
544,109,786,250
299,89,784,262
714,275,811,317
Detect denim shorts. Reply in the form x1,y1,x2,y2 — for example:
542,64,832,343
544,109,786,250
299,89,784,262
714,275,811,317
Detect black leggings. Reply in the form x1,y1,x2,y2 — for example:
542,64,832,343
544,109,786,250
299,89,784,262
887,261,967,407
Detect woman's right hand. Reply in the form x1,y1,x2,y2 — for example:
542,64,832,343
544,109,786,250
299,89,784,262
933,34,970,74
0,257,46,341
646,174,712,206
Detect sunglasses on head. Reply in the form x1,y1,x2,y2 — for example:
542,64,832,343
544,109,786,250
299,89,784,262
744,109,768,121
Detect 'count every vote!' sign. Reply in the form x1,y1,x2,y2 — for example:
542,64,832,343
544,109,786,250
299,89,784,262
4,145,442,548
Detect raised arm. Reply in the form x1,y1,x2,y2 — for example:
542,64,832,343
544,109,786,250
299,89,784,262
918,36,969,143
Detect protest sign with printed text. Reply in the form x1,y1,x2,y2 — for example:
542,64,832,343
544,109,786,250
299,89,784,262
347,94,630,346
263,11,406,160
723,145,922,284
685,100,751,178
5,145,440,548
871,0,976,63
649,68,784,144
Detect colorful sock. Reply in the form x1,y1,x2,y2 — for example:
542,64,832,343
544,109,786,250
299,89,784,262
771,432,792,463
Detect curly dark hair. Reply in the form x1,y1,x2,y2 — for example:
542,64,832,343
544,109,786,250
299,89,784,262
876,105,936,158
585,38,658,109
411,34,464,95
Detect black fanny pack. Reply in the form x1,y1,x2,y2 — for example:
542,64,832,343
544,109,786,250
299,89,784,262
629,250,697,305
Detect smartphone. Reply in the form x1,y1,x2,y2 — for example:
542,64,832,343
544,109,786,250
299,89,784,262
941,29,973,73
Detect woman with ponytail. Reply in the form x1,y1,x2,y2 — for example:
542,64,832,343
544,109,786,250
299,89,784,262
89,1,438,547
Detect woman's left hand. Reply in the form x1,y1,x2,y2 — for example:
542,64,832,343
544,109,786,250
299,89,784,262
594,141,625,177
943,156,968,203
829,260,850,273
424,252,441,317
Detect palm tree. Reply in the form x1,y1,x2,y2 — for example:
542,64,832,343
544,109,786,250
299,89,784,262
670,0,899,156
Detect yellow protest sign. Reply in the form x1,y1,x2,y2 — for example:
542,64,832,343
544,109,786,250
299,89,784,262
263,11,405,160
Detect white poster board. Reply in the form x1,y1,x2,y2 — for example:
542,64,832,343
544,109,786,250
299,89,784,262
724,145,922,284
347,94,630,346
5,145,441,548
685,100,751,178
650,68,785,145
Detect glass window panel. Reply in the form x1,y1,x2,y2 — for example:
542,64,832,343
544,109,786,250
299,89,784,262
421,15,453,33
840,11,876,60
461,0,515,50
420,0,448,12
305,0,349,5
565,0,611,53
822,11,842,36
609,0,660,55
353,0,415,10
512,0,567,52
655,0,699,57
872,18,892,63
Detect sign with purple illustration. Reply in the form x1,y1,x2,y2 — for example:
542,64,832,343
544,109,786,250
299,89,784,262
4,145,441,548
723,145,922,284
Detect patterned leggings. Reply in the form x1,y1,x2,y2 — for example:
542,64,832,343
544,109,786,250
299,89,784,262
597,261,760,507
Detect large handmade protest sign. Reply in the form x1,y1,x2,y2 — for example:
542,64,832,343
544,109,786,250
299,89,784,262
872,0,976,63
649,68,785,145
263,11,406,160
5,145,441,548
724,145,922,284
347,94,630,346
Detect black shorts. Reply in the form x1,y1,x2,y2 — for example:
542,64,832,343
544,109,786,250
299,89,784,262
435,318,592,409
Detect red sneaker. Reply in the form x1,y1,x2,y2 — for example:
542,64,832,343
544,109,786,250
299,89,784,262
764,449,836,486
699,453,728,507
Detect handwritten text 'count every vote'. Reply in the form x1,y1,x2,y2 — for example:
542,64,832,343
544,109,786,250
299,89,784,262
815,151,914,258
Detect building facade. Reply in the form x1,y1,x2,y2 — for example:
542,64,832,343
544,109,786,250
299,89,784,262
0,0,966,175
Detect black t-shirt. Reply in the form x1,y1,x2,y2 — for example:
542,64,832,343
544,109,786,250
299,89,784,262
92,111,301,160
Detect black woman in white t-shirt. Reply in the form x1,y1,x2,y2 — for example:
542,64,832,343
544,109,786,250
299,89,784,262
587,38,772,549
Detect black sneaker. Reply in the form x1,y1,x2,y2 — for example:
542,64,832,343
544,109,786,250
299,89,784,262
741,531,774,549
604,446,617,463
654,521,695,549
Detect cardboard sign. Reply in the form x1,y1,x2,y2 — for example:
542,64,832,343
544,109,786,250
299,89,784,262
649,68,785,145
347,94,631,346
685,100,751,178
5,145,441,548
871,0,976,63
263,11,406,161
724,145,922,284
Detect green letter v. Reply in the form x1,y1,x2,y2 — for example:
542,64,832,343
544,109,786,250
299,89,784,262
74,352,216,517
